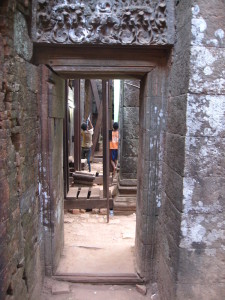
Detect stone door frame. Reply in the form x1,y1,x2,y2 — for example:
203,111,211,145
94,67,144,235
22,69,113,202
36,46,169,281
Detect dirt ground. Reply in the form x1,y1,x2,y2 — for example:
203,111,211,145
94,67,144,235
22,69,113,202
40,212,152,299
56,211,136,274
40,160,153,299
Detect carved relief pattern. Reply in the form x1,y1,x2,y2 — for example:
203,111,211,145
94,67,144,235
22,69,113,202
34,0,168,45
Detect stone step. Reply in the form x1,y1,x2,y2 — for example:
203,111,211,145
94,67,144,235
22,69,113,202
53,273,143,285
113,195,136,214
117,184,137,195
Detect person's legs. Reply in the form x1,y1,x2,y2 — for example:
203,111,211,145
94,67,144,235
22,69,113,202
81,148,85,159
111,150,118,175
87,148,91,172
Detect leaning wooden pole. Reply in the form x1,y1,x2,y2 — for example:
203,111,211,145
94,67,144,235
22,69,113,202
74,79,81,171
102,80,110,223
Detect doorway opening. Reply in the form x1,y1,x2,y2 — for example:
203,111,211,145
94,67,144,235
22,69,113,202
37,47,166,283
56,78,141,283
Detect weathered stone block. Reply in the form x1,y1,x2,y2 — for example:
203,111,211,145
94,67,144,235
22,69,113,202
165,133,185,177
135,235,145,276
156,251,176,300
123,107,139,125
161,192,182,246
191,0,225,48
120,157,138,174
178,247,225,284
123,126,139,140
120,172,137,180
122,138,139,157
25,62,39,93
180,212,225,249
14,11,33,61
169,45,190,97
167,94,187,136
186,94,225,137
136,210,152,245
182,176,225,214
189,46,225,94
163,163,183,212
157,231,180,282
123,80,140,107
176,282,225,300
20,185,36,215
175,0,192,30
0,178,10,221
185,136,225,178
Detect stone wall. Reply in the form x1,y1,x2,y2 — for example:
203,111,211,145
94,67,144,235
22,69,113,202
157,0,225,299
0,1,44,299
177,0,225,299
155,0,191,299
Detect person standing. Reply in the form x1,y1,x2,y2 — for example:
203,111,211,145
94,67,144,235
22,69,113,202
81,118,94,172
110,122,119,176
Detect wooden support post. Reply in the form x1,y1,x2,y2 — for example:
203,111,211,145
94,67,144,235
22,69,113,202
102,80,110,223
74,80,81,171
84,79,92,120
108,80,113,129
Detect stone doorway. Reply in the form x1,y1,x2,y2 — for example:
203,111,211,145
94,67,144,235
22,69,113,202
38,49,168,284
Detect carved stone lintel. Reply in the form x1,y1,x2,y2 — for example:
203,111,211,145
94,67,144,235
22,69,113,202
33,0,171,46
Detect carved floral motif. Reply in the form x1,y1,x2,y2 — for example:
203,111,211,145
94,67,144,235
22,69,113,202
34,0,168,45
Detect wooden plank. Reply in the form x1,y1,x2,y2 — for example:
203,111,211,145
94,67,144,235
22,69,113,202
66,187,79,199
89,187,100,200
64,199,113,210
53,273,143,284
77,187,90,200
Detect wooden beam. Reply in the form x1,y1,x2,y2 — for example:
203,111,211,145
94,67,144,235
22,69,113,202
102,80,110,223
51,66,152,79
33,45,169,66
64,199,113,210
90,80,100,112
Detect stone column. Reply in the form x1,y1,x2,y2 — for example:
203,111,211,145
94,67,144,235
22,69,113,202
113,80,140,214
119,80,140,183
